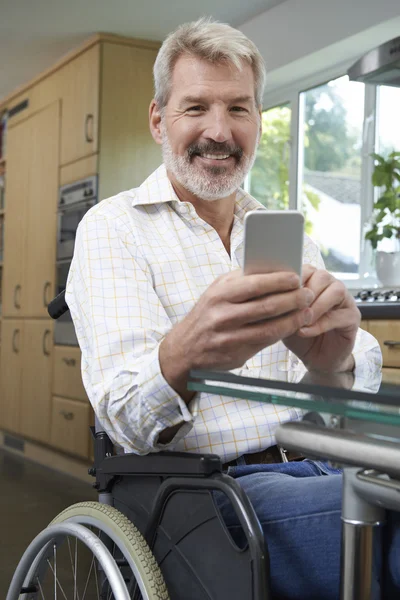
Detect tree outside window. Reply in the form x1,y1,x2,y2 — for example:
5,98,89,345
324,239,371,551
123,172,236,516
248,104,291,210
248,104,320,236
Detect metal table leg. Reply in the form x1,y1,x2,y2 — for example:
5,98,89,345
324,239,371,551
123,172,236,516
274,421,400,600
341,467,385,600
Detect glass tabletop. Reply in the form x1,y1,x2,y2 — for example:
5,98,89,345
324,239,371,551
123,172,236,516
187,368,400,429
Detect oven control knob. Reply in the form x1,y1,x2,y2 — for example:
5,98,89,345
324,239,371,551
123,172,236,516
371,291,383,301
358,290,370,301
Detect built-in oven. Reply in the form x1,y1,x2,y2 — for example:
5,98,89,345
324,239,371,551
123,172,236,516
55,175,98,345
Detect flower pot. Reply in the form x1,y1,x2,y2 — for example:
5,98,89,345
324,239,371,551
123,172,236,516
376,251,400,287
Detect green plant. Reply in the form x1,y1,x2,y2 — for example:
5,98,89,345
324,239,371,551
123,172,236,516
364,150,400,250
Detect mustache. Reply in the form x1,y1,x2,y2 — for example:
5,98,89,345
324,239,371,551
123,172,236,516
187,141,243,160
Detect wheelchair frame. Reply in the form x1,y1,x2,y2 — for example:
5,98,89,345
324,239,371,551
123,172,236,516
7,290,271,600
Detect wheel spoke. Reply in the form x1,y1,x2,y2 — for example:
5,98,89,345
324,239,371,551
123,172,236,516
53,544,57,600
107,579,114,600
94,555,100,599
66,536,81,600
36,575,46,599
81,554,96,600
46,558,69,600
74,536,79,600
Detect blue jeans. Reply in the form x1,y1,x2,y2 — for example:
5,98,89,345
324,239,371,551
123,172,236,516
215,460,400,600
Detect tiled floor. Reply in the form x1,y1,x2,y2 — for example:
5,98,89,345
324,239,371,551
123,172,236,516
0,448,97,597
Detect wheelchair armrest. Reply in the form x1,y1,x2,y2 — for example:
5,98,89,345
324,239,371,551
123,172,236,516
101,451,223,477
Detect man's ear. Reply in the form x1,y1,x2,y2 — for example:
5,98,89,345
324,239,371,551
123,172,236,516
258,106,262,144
149,100,163,145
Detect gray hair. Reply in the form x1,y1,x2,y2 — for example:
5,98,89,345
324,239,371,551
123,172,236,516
153,17,266,109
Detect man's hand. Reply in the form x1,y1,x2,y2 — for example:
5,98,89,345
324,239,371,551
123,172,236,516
159,269,314,401
284,265,361,373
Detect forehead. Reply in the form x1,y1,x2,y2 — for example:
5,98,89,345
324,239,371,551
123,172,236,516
168,54,255,102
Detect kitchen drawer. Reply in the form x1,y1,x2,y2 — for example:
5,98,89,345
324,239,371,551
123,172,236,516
50,396,90,458
53,345,88,401
382,368,400,385
368,320,400,368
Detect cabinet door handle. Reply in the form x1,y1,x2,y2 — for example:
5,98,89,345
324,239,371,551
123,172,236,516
13,284,21,309
12,329,20,353
85,114,94,143
59,410,74,421
42,329,51,356
62,357,76,367
43,281,51,307
384,340,400,348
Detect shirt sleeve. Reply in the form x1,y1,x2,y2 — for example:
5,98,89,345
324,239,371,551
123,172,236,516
66,206,199,455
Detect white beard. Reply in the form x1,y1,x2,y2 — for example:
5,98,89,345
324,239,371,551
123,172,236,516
161,126,259,202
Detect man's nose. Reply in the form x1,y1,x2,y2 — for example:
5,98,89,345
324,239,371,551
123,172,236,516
203,109,232,143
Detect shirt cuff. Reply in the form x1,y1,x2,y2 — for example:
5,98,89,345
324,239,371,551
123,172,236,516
135,344,200,450
352,329,383,381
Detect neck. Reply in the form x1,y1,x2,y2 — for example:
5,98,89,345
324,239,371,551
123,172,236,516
168,170,236,255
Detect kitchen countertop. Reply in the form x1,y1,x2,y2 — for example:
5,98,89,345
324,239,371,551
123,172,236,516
358,302,400,319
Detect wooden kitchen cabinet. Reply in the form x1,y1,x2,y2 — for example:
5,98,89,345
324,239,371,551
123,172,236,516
53,345,88,401
382,368,400,384
60,45,100,166
0,319,24,433
50,396,91,458
0,33,161,467
24,101,60,317
97,41,161,199
1,118,29,317
2,100,60,318
0,319,53,443
367,320,400,368
19,319,53,444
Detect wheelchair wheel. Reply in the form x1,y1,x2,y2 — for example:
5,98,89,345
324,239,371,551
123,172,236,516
7,501,169,600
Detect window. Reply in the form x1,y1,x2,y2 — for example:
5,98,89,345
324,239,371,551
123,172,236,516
249,73,399,285
298,76,365,276
376,85,400,156
248,104,291,209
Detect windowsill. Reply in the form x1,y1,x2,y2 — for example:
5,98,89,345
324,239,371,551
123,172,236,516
336,273,381,291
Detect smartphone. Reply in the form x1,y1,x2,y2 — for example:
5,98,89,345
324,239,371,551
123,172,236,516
243,210,304,279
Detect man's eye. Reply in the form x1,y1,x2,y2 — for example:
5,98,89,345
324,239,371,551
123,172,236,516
230,106,247,113
187,106,204,112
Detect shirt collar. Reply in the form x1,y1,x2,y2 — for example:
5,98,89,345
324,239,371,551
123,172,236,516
131,163,266,218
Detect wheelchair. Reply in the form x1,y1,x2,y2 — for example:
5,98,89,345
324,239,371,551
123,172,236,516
6,291,270,600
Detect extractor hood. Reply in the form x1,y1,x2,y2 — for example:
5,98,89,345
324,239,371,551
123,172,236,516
348,36,400,86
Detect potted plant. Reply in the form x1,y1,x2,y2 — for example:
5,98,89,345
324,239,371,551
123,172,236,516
364,150,400,286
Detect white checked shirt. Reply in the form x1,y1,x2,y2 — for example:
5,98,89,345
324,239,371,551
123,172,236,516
66,164,382,462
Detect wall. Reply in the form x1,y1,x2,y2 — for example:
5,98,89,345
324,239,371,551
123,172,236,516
239,0,400,101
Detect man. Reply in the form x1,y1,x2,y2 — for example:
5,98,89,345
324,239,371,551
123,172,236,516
67,18,397,599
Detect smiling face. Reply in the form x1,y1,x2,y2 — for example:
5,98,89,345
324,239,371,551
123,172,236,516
150,54,261,202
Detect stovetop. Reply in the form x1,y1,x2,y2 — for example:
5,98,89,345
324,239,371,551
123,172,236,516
353,289,400,304
352,289,400,319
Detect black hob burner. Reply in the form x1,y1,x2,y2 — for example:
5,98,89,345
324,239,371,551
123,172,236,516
354,289,400,303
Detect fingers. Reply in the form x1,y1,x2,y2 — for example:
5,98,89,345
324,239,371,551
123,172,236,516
231,306,313,346
301,263,316,285
224,286,315,327
299,266,360,337
296,306,360,337
214,269,300,303
304,273,346,320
